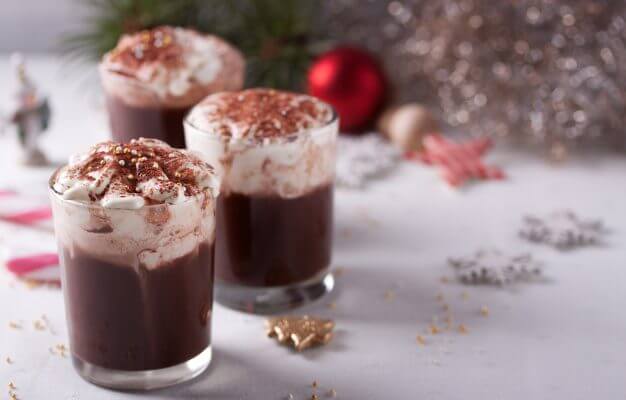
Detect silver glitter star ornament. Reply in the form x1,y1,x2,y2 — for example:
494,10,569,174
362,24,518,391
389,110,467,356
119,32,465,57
335,134,400,188
449,249,543,285
520,211,605,250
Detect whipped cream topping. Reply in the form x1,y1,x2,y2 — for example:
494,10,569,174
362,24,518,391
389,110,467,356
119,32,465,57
50,188,215,270
185,89,337,198
100,26,244,108
186,88,333,141
52,138,218,209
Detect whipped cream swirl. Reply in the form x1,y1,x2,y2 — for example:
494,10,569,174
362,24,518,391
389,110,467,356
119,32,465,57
100,26,245,108
52,138,218,209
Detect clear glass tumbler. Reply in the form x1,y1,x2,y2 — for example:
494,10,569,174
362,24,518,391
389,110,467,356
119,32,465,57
49,184,216,389
185,112,338,313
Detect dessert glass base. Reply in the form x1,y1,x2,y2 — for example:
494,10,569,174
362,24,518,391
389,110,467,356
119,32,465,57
215,271,334,314
71,346,212,391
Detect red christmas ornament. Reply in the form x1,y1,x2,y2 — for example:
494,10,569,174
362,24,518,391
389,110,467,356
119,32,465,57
307,47,386,132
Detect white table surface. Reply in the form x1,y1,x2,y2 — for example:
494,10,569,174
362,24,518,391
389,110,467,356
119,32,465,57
1,56,626,400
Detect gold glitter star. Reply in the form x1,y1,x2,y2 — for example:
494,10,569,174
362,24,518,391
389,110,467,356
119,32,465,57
266,316,334,351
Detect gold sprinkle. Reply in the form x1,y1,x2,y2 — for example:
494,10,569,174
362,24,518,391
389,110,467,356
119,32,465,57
429,324,441,335
312,380,318,388
153,162,159,168
311,395,319,400
480,306,489,317
8,322,21,330
416,335,426,346
131,158,137,164
8,382,15,390
131,149,138,156
130,138,137,144
163,35,172,45
174,172,181,178
135,187,142,193
139,157,148,162
123,147,131,154
9,391,17,400
458,324,468,334
100,159,106,165
127,174,135,180
118,159,126,166
115,146,123,154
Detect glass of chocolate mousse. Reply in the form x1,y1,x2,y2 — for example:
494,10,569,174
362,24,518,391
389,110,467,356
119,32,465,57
49,138,218,389
99,26,244,148
185,88,337,313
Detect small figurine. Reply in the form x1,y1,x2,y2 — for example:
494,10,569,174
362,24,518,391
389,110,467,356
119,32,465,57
2,53,51,166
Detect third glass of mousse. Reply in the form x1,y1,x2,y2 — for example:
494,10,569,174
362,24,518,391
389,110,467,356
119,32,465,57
99,26,244,148
49,138,218,390
185,88,338,313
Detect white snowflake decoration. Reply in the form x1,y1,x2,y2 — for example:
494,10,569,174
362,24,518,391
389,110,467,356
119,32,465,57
520,211,605,250
449,249,543,285
335,134,400,188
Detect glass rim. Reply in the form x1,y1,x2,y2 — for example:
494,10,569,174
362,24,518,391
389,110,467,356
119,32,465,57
183,105,339,145
48,167,213,211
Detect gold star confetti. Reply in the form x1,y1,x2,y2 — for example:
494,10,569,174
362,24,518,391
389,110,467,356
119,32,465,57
384,289,395,301
33,319,46,331
429,324,441,335
480,306,490,317
458,324,469,334
266,316,334,351
416,335,426,346
8,322,22,330
50,343,68,357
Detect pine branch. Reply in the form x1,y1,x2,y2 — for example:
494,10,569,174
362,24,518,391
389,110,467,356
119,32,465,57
61,0,325,90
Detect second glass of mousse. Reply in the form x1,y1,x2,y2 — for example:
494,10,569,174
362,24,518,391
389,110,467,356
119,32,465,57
99,26,244,148
49,138,219,390
185,88,338,313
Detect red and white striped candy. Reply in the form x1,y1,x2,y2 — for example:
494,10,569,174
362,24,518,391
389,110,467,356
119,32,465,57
407,134,505,187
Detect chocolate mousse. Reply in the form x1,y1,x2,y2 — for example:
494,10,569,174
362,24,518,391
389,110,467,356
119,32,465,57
185,89,337,311
100,26,244,148
49,138,218,386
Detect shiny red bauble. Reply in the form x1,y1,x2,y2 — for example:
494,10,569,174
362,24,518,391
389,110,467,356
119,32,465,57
307,47,386,132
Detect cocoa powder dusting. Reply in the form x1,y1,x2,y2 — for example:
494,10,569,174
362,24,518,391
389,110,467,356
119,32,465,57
194,89,332,139
61,138,214,204
108,26,184,70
